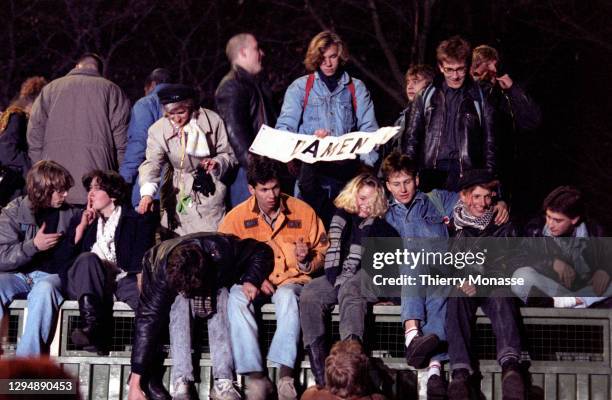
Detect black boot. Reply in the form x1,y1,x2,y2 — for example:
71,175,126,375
72,294,106,354
306,336,327,387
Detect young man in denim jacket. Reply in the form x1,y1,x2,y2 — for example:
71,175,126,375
276,31,378,225
381,153,508,398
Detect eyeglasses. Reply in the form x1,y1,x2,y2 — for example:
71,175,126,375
441,65,467,76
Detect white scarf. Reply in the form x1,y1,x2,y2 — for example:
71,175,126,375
183,118,210,157
91,206,122,266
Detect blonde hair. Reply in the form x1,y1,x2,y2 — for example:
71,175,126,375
304,31,349,72
334,173,388,218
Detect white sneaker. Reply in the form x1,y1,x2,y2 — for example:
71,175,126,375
276,376,297,400
553,297,578,308
172,379,197,400
210,379,242,400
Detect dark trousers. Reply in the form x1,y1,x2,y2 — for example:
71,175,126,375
65,252,140,310
446,290,522,372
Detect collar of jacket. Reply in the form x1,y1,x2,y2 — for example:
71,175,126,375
314,71,351,94
433,74,481,101
248,193,291,216
388,191,425,211
151,82,171,96
13,195,74,229
162,108,210,141
233,65,259,82
67,67,102,78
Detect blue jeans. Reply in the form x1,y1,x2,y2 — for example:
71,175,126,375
0,271,63,356
401,295,449,362
228,283,303,373
230,167,250,208
169,289,234,383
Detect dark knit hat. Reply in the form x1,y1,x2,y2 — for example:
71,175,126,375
158,84,198,105
457,169,497,191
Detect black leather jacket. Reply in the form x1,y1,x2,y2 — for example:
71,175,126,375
402,77,496,175
130,232,274,375
215,66,277,168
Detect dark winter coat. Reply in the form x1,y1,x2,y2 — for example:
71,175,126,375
402,76,496,175
215,66,277,168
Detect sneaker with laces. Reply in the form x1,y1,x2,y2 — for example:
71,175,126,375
171,379,198,400
210,379,242,400
276,376,298,400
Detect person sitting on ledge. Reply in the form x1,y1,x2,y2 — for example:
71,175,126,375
0,160,80,357
64,170,157,354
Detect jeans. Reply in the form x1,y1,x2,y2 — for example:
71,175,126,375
401,294,449,362
300,271,378,347
446,289,521,372
512,266,612,307
228,283,303,373
229,167,250,208
0,271,63,356
169,289,234,383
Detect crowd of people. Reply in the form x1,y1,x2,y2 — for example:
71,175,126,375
0,30,609,400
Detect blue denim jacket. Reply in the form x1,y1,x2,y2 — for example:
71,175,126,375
119,83,168,207
276,71,379,165
385,190,457,239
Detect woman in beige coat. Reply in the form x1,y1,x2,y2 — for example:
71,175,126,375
137,84,236,236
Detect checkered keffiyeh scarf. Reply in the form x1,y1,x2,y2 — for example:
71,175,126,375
453,200,494,231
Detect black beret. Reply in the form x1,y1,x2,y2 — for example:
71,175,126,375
158,84,198,105
457,169,497,191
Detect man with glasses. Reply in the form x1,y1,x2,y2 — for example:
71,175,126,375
401,36,496,192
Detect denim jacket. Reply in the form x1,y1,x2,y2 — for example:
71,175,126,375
385,190,457,239
119,83,169,207
276,71,379,165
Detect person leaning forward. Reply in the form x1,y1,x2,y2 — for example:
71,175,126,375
127,232,273,400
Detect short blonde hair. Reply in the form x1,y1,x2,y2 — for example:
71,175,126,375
472,45,499,69
226,33,253,63
304,31,349,72
334,173,388,218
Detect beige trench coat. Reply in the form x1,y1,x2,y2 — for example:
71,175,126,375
139,108,237,235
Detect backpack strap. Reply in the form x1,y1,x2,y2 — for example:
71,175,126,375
303,73,316,109
347,79,357,112
301,73,358,125
472,85,484,124
422,84,436,111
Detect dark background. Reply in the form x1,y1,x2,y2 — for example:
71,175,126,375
1,0,610,229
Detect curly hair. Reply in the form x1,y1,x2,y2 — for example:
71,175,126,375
19,76,48,103
542,186,584,220
246,155,283,187
405,64,435,84
166,242,210,297
26,160,74,211
304,31,350,72
325,340,369,398
436,35,471,64
333,173,388,218
82,170,130,207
